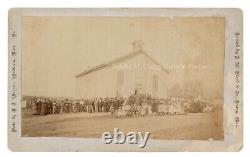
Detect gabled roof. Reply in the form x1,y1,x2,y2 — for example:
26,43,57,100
75,50,169,78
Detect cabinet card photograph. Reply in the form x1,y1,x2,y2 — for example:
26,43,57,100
8,8,243,151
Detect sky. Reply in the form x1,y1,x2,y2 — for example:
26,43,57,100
21,16,224,98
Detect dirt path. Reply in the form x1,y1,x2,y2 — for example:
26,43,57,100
22,109,223,140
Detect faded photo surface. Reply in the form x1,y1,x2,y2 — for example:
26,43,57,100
21,16,224,140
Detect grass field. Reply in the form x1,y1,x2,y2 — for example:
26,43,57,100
21,108,223,140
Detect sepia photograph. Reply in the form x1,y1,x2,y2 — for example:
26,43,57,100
8,8,243,151
21,16,224,140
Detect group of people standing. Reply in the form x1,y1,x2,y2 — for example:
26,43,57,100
25,93,206,117
26,97,125,116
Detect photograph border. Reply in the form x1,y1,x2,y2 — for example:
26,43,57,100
8,8,243,152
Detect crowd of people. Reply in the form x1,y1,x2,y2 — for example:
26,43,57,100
26,97,124,116
24,93,215,117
